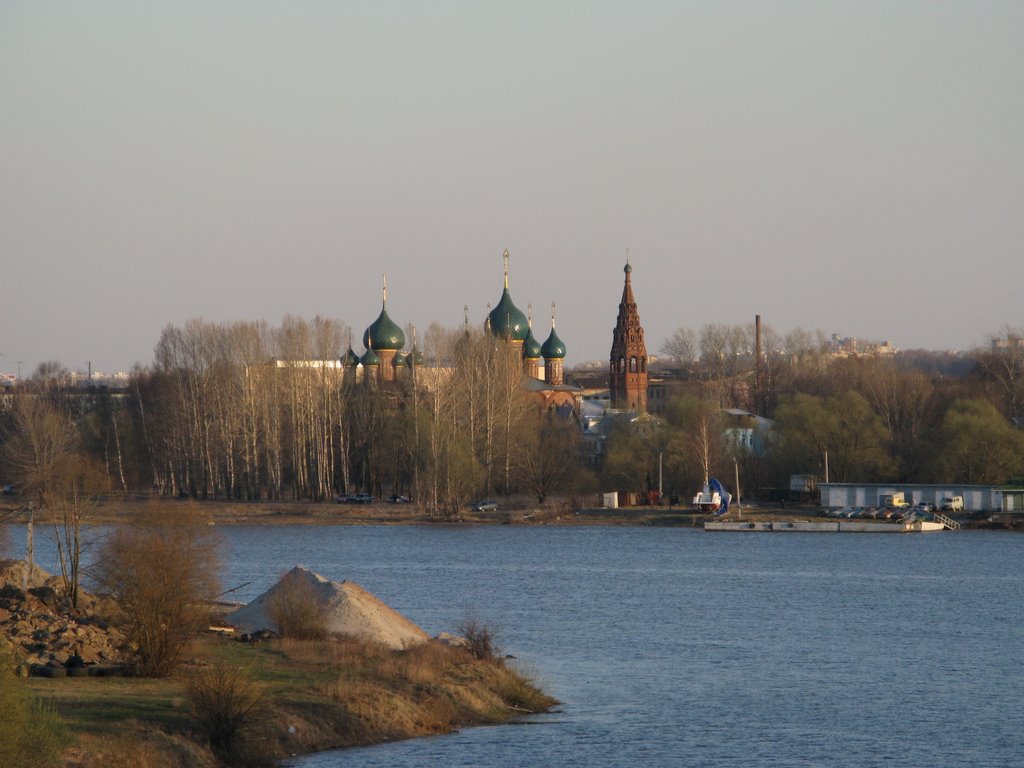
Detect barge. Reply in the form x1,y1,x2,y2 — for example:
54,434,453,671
704,520,948,533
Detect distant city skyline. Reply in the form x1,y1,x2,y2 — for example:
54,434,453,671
3,2,1022,376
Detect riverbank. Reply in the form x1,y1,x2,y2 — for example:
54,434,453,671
2,496,1017,529
24,631,556,767
1,555,556,767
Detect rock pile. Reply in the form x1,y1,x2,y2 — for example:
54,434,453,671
0,559,127,675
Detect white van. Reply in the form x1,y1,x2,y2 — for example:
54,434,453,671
940,496,964,512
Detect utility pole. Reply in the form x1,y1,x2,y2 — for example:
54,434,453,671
734,457,742,518
658,451,663,501
25,503,34,590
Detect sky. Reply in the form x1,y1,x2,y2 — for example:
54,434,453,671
2,1,1022,377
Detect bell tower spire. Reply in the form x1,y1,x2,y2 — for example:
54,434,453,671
609,253,648,412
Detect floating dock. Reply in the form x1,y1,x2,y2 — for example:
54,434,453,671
704,520,948,533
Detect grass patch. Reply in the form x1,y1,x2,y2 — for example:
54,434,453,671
1,641,68,768
27,632,557,766
34,680,192,736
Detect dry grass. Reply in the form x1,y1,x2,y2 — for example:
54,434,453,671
312,635,557,743
66,730,216,768
30,631,555,766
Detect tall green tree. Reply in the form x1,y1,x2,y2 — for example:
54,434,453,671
601,415,666,496
773,391,893,483
934,399,1024,484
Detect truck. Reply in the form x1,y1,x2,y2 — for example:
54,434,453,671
789,474,818,502
880,492,910,508
940,495,964,512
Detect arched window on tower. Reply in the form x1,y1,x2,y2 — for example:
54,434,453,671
619,356,625,373
640,357,646,373
630,356,637,372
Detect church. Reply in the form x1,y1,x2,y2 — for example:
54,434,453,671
339,251,654,423
344,250,582,413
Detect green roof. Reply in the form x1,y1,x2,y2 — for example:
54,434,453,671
487,288,529,342
363,307,405,351
541,327,566,359
522,327,542,358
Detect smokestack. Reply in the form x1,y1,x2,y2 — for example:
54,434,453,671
754,315,762,416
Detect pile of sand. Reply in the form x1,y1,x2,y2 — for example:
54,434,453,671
226,566,429,650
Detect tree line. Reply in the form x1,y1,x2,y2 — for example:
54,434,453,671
2,318,1023,514
604,321,1024,500
1,316,584,518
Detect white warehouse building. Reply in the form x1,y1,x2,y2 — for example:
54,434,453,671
820,483,1003,512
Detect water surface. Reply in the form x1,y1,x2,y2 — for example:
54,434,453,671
15,524,1023,766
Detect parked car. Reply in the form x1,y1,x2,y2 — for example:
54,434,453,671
388,494,412,504
335,493,374,504
471,500,498,512
914,502,936,514
1,484,14,496
940,496,964,512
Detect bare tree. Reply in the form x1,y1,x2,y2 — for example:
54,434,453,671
49,454,108,607
94,511,221,677
515,412,581,503
973,326,1024,419
2,393,75,509
661,327,698,369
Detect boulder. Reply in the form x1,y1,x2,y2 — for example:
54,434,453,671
226,566,428,650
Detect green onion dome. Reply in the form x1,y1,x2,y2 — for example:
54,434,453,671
408,347,426,366
360,347,380,366
363,307,405,351
394,353,407,367
487,288,529,342
343,347,361,367
541,327,566,359
522,327,542,359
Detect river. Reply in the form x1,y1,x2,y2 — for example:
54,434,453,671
15,524,1024,766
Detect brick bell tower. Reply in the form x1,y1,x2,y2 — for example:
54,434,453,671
609,257,648,412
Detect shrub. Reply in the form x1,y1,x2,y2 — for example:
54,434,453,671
187,665,270,766
265,575,328,640
93,511,221,676
457,617,500,660
0,640,67,768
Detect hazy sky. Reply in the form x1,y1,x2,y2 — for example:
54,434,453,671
3,1,1022,376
